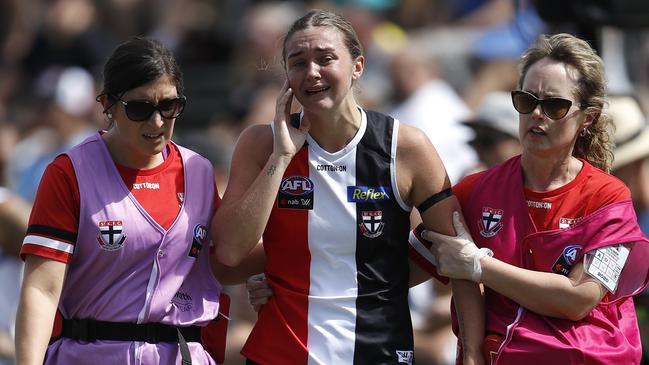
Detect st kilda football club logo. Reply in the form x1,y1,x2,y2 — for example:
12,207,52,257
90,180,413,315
359,210,384,238
188,224,208,258
97,220,126,251
479,207,504,238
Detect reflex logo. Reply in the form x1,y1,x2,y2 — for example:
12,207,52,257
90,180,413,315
280,176,314,196
347,186,391,202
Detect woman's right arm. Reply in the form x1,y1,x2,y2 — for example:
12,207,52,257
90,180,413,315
212,83,309,266
15,256,67,365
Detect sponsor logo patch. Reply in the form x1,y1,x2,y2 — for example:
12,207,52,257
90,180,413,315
478,207,504,238
189,224,208,258
552,244,582,276
559,217,581,229
316,164,347,172
396,350,414,364
278,175,314,209
359,211,384,238
171,291,193,312
96,220,126,251
347,186,391,203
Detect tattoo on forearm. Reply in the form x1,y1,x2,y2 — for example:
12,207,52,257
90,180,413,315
267,164,277,176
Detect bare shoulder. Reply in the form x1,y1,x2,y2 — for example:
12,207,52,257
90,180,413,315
233,124,274,168
396,122,432,153
396,122,439,165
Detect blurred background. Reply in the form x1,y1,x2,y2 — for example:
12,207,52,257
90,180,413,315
2,0,649,364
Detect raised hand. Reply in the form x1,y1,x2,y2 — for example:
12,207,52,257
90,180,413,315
272,81,310,160
421,211,493,282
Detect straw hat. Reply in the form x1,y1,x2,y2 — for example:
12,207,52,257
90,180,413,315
608,95,649,170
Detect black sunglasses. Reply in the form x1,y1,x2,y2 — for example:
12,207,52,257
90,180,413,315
511,90,582,120
115,95,186,121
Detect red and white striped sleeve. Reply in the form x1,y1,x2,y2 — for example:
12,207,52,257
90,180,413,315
21,155,80,264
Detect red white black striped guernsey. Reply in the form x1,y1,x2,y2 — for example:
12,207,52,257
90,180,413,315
242,109,415,365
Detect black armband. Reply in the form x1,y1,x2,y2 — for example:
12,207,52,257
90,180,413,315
416,187,453,214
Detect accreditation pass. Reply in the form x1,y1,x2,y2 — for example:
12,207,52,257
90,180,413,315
585,245,630,293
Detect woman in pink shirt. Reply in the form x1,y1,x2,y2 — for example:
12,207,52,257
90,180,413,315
422,33,649,364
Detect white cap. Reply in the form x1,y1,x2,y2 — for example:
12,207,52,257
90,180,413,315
463,92,519,139
35,66,95,116
608,95,649,170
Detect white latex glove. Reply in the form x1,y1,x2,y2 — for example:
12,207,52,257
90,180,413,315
421,211,493,282
246,273,272,312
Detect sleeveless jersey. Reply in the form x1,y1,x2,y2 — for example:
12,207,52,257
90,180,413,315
242,109,414,365
44,133,221,364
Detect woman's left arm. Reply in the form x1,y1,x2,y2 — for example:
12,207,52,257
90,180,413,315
480,257,606,320
397,124,484,364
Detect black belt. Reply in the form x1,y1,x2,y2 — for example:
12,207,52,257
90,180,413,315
62,319,200,364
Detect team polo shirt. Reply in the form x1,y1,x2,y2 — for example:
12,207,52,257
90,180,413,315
454,158,630,290
21,142,218,263
455,159,629,232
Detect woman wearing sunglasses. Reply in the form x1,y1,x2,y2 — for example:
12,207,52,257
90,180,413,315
417,33,649,364
15,37,224,364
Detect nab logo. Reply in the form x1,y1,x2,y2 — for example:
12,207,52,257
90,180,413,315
280,176,314,196
278,175,314,209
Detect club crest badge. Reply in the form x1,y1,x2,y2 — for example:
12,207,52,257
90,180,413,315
552,244,582,276
189,224,208,258
359,210,384,238
96,220,126,251
478,207,504,238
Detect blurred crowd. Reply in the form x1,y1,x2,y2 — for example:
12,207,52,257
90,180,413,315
2,0,649,364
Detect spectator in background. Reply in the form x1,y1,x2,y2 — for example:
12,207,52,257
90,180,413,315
7,66,97,202
387,42,476,184
463,91,522,172
608,94,649,365
609,95,649,233
0,121,30,365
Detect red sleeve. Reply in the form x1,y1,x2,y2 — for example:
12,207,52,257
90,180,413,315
20,155,80,263
452,171,485,211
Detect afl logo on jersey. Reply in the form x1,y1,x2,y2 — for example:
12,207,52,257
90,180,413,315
552,244,583,276
278,175,314,209
280,176,314,196
188,224,208,258
96,220,126,251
